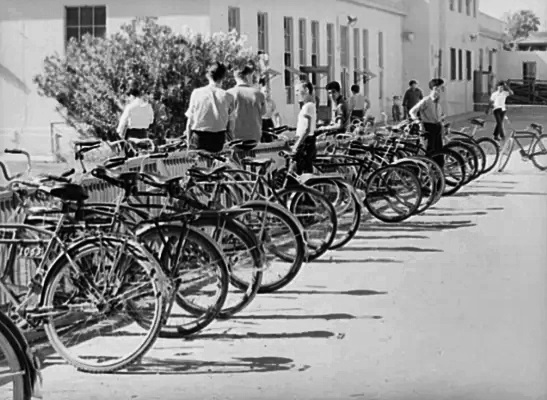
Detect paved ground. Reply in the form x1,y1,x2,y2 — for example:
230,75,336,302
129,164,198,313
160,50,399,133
34,117,547,398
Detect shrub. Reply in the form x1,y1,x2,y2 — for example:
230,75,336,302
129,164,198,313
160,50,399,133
33,18,260,140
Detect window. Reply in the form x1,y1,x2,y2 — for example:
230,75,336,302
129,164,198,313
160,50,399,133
479,48,483,71
458,0,462,12
450,48,457,80
353,28,360,84
340,25,349,68
466,0,471,16
449,0,455,11
311,21,320,86
473,0,477,17
378,31,384,100
362,29,369,97
466,50,472,80
298,19,307,66
257,12,268,53
458,49,463,80
228,7,240,33
523,61,537,82
65,6,106,42
284,17,295,104
327,23,334,81
311,21,319,66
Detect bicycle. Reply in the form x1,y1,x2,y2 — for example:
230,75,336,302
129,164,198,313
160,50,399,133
0,310,41,400
498,118,547,172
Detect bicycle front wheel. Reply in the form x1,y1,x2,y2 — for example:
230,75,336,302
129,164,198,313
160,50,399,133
364,165,422,222
531,134,547,171
41,236,166,373
498,137,515,172
476,137,500,174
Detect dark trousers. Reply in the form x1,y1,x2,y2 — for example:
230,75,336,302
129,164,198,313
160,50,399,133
191,130,226,153
423,122,444,168
261,118,275,142
350,109,365,120
493,108,506,139
295,136,317,175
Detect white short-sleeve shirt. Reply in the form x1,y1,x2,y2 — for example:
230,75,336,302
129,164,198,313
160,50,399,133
296,102,317,137
490,91,510,111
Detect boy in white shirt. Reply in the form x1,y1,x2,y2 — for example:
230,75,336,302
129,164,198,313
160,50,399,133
489,80,514,141
292,81,317,174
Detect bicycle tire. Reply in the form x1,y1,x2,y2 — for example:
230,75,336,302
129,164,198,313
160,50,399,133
407,155,446,206
530,134,547,171
476,137,500,173
190,215,263,319
364,165,422,222
137,224,229,337
498,137,514,172
444,141,478,183
429,148,466,196
276,186,338,261
393,158,436,214
0,312,38,400
451,138,487,177
303,178,361,250
41,236,165,373
235,200,306,294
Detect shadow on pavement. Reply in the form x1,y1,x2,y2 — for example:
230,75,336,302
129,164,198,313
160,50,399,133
353,234,429,240
454,191,547,198
263,289,387,296
117,355,300,375
232,313,362,321
362,220,476,232
338,246,442,253
313,258,403,264
184,330,338,341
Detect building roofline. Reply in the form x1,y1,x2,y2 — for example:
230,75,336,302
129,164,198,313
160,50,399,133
479,11,505,24
479,27,505,41
337,0,406,17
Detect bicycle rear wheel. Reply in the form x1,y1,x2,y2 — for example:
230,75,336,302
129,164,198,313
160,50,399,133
531,134,547,171
498,137,515,172
41,236,165,373
429,148,466,196
476,137,500,173
364,165,422,222
444,141,478,183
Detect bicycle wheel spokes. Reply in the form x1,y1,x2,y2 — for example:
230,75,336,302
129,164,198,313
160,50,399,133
476,137,500,174
365,166,421,222
498,137,514,172
531,134,547,171
42,239,164,373
0,333,27,400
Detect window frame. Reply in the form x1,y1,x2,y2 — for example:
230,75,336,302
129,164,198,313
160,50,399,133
284,16,295,104
326,23,335,82
378,31,384,100
466,50,472,81
362,29,369,97
450,47,457,80
458,0,462,13
257,12,269,53
449,0,455,11
458,48,463,80
353,28,360,84
340,25,349,68
298,18,307,66
228,6,241,33
65,5,106,44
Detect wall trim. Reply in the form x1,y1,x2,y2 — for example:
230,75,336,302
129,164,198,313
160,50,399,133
336,0,406,17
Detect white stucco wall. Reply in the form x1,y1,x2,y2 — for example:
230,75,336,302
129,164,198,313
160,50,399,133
498,51,547,81
209,0,405,124
0,0,210,154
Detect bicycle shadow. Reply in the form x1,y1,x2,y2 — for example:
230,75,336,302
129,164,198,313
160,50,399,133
361,219,477,232
261,289,387,296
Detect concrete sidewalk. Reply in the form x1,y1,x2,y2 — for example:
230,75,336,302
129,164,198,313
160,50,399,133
35,156,547,400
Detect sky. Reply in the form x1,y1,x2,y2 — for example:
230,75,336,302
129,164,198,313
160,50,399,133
480,0,547,28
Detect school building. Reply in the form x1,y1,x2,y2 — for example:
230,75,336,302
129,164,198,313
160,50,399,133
0,0,506,155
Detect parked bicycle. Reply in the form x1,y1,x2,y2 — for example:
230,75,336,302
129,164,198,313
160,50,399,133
498,118,547,172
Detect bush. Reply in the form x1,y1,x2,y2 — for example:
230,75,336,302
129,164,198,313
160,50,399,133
33,18,260,140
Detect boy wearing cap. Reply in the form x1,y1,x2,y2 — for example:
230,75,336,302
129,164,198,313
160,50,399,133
409,78,446,167
402,80,423,119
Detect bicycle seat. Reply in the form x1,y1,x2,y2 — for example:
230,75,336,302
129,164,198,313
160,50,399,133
241,157,273,168
46,183,89,202
228,139,258,152
187,165,228,180
92,167,140,189
530,123,543,133
74,139,101,147
470,118,486,127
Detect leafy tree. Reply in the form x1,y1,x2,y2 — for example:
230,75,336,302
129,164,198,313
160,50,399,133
33,18,259,140
504,9,541,41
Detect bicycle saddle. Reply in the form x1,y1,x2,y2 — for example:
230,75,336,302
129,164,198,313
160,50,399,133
228,139,258,152
187,164,229,180
470,118,485,127
241,157,273,168
530,123,543,133
46,183,89,202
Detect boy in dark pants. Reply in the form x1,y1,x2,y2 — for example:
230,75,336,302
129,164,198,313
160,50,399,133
489,80,514,141
292,81,317,174
409,78,446,168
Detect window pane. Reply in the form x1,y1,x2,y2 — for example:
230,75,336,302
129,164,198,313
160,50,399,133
66,27,79,41
66,7,79,26
81,6,93,26
94,6,106,25
94,26,106,38
81,26,93,37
